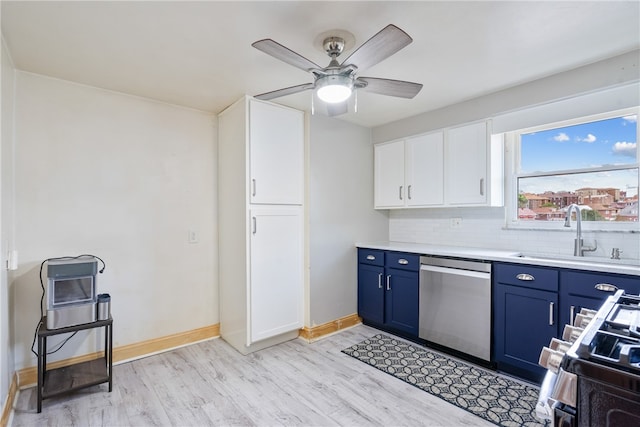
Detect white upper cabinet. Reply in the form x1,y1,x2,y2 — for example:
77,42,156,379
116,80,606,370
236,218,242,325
374,140,405,208
445,121,488,205
406,132,444,206
445,121,503,206
249,99,304,205
374,131,444,209
374,121,502,209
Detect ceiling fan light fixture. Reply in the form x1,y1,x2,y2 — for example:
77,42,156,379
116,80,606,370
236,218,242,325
316,75,353,103
252,25,422,114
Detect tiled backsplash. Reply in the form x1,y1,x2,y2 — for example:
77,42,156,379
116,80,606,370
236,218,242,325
389,208,640,265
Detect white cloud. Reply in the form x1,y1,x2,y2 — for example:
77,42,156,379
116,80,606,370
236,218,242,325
622,115,637,124
578,133,596,143
612,141,637,157
553,132,570,142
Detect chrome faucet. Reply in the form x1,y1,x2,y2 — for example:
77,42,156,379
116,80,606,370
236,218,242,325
611,248,623,260
564,204,597,256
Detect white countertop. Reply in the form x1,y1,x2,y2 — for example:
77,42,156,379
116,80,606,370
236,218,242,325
356,241,640,276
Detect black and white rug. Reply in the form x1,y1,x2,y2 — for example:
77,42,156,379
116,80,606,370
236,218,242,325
342,334,545,427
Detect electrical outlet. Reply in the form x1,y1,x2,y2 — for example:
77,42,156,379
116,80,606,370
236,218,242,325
450,217,462,228
188,230,198,243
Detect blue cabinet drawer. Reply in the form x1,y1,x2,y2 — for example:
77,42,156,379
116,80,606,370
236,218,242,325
494,263,558,292
563,271,640,297
385,252,420,271
358,248,384,266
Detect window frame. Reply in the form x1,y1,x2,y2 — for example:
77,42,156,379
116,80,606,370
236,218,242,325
505,107,639,232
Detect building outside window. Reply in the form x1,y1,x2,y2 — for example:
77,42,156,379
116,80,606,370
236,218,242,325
512,108,638,225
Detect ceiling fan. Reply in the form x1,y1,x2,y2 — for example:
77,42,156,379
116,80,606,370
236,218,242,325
252,24,423,116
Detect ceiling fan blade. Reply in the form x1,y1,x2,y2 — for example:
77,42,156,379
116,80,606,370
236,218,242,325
327,101,349,117
357,77,423,99
341,24,412,72
252,39,321,72
254,83,315,101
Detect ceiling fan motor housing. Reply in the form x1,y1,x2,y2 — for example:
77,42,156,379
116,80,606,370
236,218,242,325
323,37,345,58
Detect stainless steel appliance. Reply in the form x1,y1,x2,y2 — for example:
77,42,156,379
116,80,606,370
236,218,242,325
419,256,492,361
97,293,111,321
46,257,98,329
536,290,640,426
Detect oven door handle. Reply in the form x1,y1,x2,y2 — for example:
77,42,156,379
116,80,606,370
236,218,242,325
420,264,491,280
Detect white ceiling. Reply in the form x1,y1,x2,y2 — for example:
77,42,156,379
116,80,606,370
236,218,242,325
2,1,639,128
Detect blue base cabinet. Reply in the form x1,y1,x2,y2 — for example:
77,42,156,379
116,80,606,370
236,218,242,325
493,263,559,384
494,262,640,384
357,249,419,339
357,250,385,325
559,270,640,327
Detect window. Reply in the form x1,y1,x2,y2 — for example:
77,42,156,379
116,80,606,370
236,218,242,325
512,108,638,225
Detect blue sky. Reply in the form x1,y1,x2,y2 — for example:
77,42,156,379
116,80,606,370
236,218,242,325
519,114,638,197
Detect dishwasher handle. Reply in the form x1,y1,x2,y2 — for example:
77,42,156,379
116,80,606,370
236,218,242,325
420,264,491,280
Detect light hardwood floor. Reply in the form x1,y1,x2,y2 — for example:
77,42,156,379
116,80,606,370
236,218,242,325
12,325,495,426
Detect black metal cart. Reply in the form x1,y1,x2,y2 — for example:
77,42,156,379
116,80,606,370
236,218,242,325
36,316,113,412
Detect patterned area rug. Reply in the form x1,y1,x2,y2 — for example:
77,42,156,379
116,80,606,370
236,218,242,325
342,334,545,427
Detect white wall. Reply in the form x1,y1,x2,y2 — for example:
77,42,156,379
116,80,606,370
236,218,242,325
1,35,16,412
11,72,217,370
373,50,640,143
308,115,387,326
374,50,640,265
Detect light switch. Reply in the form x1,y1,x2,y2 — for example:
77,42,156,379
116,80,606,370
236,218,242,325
8,250,18,270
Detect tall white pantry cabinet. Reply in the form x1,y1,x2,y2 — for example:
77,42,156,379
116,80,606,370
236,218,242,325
218,96,304,355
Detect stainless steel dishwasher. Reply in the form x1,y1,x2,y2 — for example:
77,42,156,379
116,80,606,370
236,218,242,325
419,256,492,362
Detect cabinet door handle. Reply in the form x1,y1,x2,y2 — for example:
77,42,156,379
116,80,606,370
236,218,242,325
516,273,535,281
480,178,485,196
399,186,403,200
252,179,257,197
252,216,257,234
408,185,412,200
595,283,618,293
366,255,376,261
570,305,575,326
386,275,391,291
549,302,555,326
398,259,409,265
378,273,383,289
